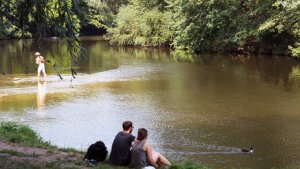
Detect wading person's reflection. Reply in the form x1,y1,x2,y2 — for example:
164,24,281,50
37,80,47,110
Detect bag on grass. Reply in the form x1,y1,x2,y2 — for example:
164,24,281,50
83,141,108,163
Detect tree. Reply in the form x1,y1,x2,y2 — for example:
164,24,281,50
0,0,90,75
107,0,174,47
83,0,129,29
259,0,300,57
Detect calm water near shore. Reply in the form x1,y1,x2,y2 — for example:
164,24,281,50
1,36,300,169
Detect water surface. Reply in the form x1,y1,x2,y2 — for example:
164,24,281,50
1,37,300,169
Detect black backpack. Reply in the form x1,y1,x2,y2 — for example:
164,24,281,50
83,141,108,163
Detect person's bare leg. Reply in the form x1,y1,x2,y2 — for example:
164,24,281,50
43,71,47,80
37,71,40,80
152,151,171,166
157,153,171,166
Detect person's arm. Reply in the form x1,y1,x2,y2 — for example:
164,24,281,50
144,143,158,168
130,135,136,145
40,56,45,63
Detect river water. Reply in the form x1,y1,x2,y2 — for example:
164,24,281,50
1,36,300,169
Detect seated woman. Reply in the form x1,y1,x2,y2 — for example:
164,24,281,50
129,128,171,168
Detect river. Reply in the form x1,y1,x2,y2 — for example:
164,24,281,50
1,36,300,169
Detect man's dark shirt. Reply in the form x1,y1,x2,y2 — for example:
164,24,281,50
109,131,135,166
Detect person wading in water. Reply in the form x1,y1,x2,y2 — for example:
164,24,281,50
35,52,47,81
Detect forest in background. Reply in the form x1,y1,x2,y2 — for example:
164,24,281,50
0,0,299,57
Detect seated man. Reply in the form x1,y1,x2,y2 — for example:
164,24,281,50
109,121,135,166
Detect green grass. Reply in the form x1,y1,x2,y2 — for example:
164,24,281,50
0,122,55,148
85,162,128,169
0,149,29,157
0,149,38,158
170,162,210,169
59,147,83,154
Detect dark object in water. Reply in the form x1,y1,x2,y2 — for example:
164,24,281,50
241,147,254,153
83,141,108,163
24,66,29,74
57,73,63,80
73,60,79,65
71,67,77,79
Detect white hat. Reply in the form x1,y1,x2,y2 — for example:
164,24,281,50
35,52,41,56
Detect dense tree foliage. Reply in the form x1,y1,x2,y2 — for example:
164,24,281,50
83,0,129,29
0,0,83,39
0,0,127,37
106,0,300,57
107,0,173,47
0,0,300,57
258,0,300,57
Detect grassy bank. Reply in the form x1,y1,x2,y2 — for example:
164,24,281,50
0,122,54,148
0,122,208,169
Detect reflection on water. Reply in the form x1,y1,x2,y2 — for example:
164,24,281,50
290,66,300,79
1,37,300,169
37,80,47,111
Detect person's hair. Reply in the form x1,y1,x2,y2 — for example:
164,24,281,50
137,128,148,141
122,121,133,131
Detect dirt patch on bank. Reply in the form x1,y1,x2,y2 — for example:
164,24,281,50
0,141,87,169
